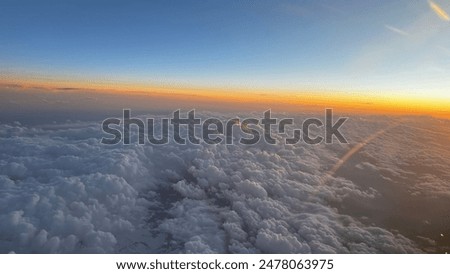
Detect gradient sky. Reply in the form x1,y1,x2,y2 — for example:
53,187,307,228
1,0,450,101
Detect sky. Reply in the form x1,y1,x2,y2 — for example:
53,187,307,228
1,1,450,255
1,0,450,114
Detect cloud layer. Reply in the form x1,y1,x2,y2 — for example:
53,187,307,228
1,112,448,253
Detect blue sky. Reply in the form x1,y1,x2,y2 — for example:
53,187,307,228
1,0,450,98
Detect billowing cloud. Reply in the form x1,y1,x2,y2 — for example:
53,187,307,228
1,112,448,253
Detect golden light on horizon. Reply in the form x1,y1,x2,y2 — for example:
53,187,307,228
1,76,449,119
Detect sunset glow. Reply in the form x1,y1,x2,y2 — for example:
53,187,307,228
2,76,449,119
1,1,450,258
1,0,450,120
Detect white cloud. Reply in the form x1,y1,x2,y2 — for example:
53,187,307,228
2,112,446,253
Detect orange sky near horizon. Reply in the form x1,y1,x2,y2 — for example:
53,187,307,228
1,76,449,119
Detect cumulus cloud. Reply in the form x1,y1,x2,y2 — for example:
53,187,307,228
2,112,446,253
